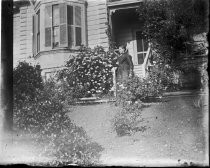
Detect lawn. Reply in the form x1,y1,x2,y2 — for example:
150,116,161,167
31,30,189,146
69,92,209,166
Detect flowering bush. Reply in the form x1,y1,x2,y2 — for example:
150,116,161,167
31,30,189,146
58,46,118,98
13,69,103,165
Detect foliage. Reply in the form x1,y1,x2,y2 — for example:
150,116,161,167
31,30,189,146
58,46,118,98
112,100,147,136
137,0,208,67
13,61,43,105
116,70,164,104
112,70,165,137
13,77,103,165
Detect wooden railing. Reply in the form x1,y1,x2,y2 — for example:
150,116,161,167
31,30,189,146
142,44,152,78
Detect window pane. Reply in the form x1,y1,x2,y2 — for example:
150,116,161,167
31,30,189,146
67,5,73,25
45,27,51,47
32,15,36,55
53,5,59,26
136,31,143,40
53,26,59,47
144,40,148,52
68,26,74,47
60,24,67,45
138,53,144,64
75,27,81,46
136,31,148,52
137,39,143,52
75,6,81,26
45,6,52,27
37,11,40,32
37,33,40,52
60,3,66,24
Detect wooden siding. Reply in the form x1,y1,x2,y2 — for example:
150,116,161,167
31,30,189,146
86,0,109,49
13,5,34,67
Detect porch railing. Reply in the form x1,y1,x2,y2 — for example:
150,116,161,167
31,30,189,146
142,44,152,78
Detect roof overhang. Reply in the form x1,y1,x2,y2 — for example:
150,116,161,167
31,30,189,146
107,0,142,14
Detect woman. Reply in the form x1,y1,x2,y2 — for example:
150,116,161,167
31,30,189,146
114,45,134,83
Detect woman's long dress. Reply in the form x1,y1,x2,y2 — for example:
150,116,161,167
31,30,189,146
116,53,133,83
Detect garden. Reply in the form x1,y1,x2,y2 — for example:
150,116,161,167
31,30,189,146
11,0,208,165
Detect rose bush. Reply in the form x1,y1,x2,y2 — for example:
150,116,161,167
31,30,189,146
58,46,118,98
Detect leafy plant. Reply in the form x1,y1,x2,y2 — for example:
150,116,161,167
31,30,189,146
13,61,43,105
58,46,118,98
116,70,164,104
137,0,208,67
112,100,146,136
13,72,103,165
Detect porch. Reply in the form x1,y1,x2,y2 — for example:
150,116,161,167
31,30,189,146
108,1,152,78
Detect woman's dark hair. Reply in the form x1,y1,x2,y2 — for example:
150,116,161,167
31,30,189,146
119,45,126,51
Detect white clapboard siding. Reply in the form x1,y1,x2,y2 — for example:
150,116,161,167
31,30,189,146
13,5,34,66
87,0,108,49
13,13,21,66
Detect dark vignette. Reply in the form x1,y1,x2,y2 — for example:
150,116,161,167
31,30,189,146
1,0,13,132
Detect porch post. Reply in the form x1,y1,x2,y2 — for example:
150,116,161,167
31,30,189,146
111,67,117,97
108,8,116,46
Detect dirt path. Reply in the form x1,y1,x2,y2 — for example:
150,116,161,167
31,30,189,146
69,94,208,166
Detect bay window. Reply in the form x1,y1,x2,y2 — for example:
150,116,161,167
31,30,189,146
33,2,84,56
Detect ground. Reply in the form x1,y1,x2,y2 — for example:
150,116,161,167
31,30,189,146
0,91,208,166
69,92,209,166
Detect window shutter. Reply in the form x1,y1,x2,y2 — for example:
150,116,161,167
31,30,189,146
75,27,81,46
59,3,67,47
32,15,36,56
45,28,51,47
75,6,82,46
45,6,52,47
45,6,52,27
67,5,73,25
67,5,74,47
75,6,81,26
68,26,74,47
60,3,66,24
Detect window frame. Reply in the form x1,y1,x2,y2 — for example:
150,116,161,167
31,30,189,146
37,10,40,53
133,30,149,65
44,3,84,50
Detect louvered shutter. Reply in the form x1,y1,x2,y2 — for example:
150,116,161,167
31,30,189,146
75,27,81,46
45,6,52,47
32,14,36,56
67,5,74,47
75,6,81,26
59,3,67,47
75,6,82,46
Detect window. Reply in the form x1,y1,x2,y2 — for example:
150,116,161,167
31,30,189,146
37,10,40,52
44,3,83,49
32,10,40,56
136,31,148,64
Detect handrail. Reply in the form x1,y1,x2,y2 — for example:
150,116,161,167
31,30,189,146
142,44,152,78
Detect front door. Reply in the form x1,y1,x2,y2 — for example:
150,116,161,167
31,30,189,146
134,30,148,65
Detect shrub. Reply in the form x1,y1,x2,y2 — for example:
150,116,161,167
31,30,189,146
13,61,43,105
58,46,118,98
13,78,103,165
112,101,146,136
116,70,164,104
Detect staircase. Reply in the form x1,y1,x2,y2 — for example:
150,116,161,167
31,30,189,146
134,65,145,78
134,45,152,78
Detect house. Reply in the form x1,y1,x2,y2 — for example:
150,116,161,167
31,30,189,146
13,0,152,79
